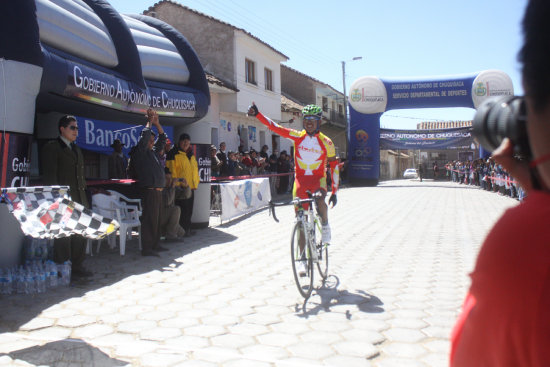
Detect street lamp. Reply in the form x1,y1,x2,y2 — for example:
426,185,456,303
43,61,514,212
342,56,362,156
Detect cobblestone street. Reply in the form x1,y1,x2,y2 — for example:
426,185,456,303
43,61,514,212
0,179,518,367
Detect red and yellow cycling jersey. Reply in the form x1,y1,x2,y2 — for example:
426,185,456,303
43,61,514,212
255,112,339,196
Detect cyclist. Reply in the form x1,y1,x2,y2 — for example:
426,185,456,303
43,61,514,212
248,103,339,275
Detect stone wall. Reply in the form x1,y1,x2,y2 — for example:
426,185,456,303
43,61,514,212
146,3,236,84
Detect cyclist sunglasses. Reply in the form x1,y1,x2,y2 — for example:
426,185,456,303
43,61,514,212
303,116,321,121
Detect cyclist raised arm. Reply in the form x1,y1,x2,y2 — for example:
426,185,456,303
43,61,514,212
247,102,339,244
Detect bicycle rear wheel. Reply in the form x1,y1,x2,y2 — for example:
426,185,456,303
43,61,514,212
291,221,314,298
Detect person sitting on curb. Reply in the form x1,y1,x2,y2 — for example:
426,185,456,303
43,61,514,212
160,167,186,242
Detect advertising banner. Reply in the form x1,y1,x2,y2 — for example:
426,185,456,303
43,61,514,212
75,116,174,156
383,76,477,110
193,144,212,183
219,178,271,222
0,132,32,188
349,71,514,115
65,61,197,118
380,127,474,150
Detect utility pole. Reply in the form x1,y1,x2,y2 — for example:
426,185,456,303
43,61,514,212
342,57,362,157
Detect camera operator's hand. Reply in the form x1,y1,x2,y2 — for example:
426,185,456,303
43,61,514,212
491,138,533,191
328,194,337,208
247,103,258,117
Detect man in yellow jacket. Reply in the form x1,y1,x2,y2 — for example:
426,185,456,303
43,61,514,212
166,133,199,236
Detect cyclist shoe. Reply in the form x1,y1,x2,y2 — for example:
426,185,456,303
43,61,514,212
297,261,307,277
322,224,331,244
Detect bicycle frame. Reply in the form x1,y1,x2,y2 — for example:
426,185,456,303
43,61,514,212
269,191,324,263
294,201,320,263
269,190,329,298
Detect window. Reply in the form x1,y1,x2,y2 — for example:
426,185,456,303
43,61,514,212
264,68,273,91
322,97,328,112
338,104,344,116
245,59,256,85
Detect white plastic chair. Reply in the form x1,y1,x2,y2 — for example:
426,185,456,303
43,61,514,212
106,190,142,219
91,193,142,256
88,194,117,255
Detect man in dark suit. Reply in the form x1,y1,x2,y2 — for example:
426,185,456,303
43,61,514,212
132,108,168,256
42,115,92,279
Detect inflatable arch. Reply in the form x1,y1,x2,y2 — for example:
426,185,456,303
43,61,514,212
0,0,211,186
0,0,212,266
347,70,514,186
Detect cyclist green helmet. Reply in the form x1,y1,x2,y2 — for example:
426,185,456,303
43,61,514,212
302,104,322,135
302,104,322,118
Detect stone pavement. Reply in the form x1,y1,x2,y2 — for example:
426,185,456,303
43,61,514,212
0,179,518,367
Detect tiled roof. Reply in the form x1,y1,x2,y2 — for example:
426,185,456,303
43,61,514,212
281,93,303,112
146,1,289,60
205,72,239,92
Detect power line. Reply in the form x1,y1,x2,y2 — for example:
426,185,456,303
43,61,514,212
190,0,341,74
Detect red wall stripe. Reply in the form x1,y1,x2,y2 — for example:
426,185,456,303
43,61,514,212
1,133,10,188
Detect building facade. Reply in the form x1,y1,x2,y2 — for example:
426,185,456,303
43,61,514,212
281,65,347,158
145,1,289,156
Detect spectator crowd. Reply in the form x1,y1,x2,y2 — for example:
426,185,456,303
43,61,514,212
445,158,526,200
210,142,296,195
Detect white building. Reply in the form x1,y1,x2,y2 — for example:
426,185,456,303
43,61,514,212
145,1,289,156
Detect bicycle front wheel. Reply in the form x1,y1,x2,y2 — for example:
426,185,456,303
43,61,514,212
316,240,329,281
291,221,314,299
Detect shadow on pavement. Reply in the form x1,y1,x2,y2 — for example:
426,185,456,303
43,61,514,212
0,227,237,333
1,339,129,367
296,275,384,318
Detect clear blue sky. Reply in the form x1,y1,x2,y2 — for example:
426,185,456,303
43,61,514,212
110,0,527,129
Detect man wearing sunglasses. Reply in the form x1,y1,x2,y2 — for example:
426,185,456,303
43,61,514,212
42,115,92,279
248,103,339,259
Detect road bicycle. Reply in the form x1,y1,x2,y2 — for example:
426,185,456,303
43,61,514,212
269,191,329,299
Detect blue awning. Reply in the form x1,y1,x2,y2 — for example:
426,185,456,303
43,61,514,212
1,0,209,126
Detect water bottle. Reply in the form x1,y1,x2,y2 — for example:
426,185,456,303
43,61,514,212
46,240,54,261
4,268,13,295
25,268,35,294
11,268,18,294
29,263,38,294
16,267,25,294
60,261,71,286
33,262,45,293
37,270,46,293
46,261,58,288
0,269,9,295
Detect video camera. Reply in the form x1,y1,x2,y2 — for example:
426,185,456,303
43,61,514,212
473,96,531,159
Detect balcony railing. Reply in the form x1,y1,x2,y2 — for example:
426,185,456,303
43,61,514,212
329,110,346,126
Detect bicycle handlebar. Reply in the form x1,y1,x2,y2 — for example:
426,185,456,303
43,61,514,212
269,201,280,222
268,191,324,223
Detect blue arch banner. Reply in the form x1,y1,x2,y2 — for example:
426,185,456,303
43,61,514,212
347,70,514,185
383,77,475,110
380,127,473,150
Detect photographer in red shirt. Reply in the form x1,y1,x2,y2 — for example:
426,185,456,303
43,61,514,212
450,1,550,365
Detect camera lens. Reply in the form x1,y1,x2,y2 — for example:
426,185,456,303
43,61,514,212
473,96,531,158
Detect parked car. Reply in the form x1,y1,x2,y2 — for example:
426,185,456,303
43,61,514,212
403,168,418,179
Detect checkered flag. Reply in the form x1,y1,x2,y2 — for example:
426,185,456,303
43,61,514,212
1,186,119,239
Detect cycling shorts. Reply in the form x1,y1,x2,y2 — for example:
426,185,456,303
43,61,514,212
292,175,327,210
